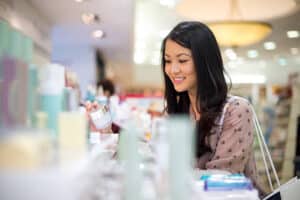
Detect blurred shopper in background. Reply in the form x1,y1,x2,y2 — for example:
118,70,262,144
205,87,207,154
161,21,265,197
96,79,115,98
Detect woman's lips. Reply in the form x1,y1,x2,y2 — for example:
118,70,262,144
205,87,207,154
173,77,185,84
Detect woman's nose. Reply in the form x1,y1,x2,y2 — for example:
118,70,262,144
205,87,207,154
171,64,180,73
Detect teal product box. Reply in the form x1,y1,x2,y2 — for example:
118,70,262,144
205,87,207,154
39,94,63,136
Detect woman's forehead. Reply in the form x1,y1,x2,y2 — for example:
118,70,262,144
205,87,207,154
165,39,191,56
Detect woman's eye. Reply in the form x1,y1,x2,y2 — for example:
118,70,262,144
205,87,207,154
165,60,171,64
179,60,188,63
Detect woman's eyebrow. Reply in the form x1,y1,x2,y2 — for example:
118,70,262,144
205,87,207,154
176,53,191,57
164,53,191,57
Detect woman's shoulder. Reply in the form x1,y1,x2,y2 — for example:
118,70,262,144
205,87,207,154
218,95,254,130
225,95,253,115
226,95,251,106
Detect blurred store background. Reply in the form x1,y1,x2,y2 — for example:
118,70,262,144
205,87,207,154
0,0,300,199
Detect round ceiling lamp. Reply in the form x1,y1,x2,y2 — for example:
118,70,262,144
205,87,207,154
208,21,272,47
176,0,297,47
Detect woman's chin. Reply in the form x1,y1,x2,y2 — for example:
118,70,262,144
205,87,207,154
174,86,186,93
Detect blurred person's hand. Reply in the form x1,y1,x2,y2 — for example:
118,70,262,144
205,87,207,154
85,101,113,133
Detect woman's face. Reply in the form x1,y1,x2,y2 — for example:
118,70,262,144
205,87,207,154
164,39,197,94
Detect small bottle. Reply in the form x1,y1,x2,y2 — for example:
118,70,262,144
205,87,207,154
89,104,112,130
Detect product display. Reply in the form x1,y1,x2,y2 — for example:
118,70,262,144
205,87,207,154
58,112,87,150
38,64,65,136
0,130,53,170
0,22,32,128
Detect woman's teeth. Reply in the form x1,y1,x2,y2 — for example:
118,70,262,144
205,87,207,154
174,77,185,84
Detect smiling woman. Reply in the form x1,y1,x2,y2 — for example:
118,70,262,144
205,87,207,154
161,21,266,197
164,40,197,94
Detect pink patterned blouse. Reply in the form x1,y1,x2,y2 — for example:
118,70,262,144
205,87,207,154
194,96,264,195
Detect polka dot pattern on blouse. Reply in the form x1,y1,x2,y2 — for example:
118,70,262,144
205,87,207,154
195,96,264,195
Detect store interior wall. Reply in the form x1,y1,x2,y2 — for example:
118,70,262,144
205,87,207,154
134,64,164,88
51,41,96,97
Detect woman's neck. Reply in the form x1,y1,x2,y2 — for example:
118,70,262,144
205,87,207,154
188,89,200,120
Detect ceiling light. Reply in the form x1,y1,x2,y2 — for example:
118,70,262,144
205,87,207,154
75,0,84,2
247,50,259,58
176,0,296,22
264,41,276,50
92,30,105,39
228,54,237,61
225,57,244,69
287,30,299,38
225,48,237,60
177,0,272,47
209,21,272,47
81,13,99,25
290,48,299,55
226,62,238,69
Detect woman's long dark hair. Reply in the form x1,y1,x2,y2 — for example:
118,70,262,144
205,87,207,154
161,21,229,158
